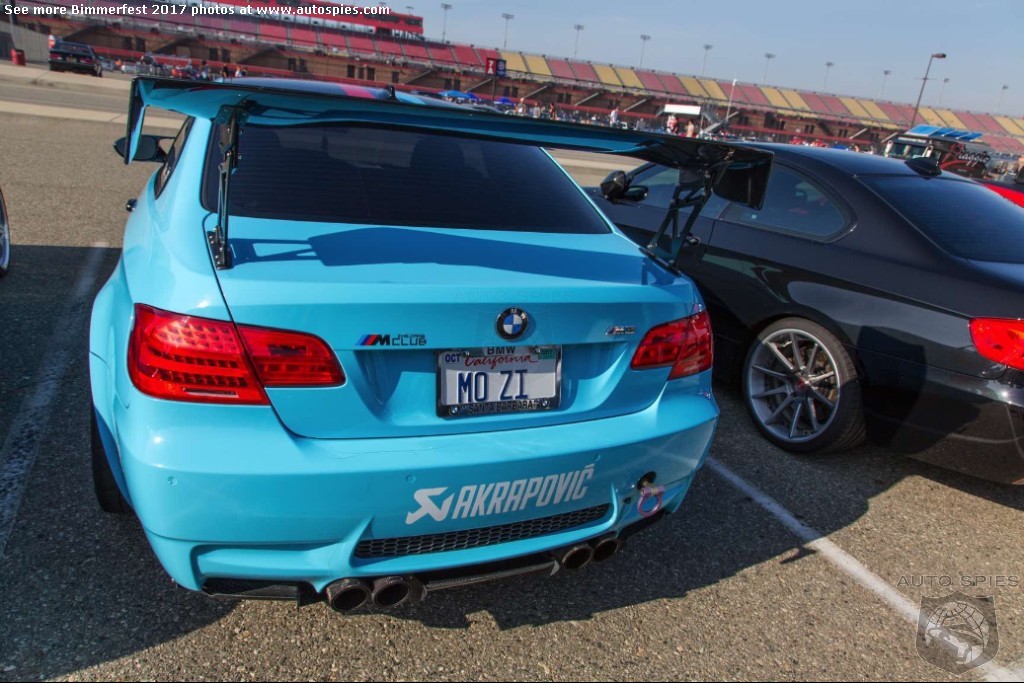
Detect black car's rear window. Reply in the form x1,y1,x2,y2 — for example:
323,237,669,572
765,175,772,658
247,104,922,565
54,42,92,56
202,124,609,233
861,175,1024,263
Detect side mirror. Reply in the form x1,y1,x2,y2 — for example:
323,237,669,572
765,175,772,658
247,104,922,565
600,170,628,201
622,185,649,203
113,135,168,163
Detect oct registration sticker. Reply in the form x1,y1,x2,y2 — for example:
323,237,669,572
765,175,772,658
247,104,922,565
438,346,561,417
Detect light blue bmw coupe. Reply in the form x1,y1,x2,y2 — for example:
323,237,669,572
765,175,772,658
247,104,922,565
90,77,771,612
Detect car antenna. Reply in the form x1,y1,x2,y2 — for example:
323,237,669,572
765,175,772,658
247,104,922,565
905,156,941,177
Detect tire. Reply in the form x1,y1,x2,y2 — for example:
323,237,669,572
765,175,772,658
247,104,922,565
91,411,132,514
743,317,864,453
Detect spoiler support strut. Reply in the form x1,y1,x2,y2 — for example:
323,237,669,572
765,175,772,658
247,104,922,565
641,162,727,274
208,105,247,270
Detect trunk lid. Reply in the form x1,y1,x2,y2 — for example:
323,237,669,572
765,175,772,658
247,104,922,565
213,219,696,438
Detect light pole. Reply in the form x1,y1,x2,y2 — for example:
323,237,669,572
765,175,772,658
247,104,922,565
823,61,834,90
573,24,584,59
938,77,950,106
501,13,514,50
700,44,712,78
762,53,775,84
639,34,651,68
997,84,1009,113
910,52,946,128
879,69,891,98
440,2,452,44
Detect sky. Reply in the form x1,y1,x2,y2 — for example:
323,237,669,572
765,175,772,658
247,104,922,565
405,0,1024,117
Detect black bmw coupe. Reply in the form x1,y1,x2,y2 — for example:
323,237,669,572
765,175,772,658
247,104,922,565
589,145,1024,484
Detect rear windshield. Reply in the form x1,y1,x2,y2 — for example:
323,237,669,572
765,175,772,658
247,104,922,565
202,124,610,233
861,175,1024,263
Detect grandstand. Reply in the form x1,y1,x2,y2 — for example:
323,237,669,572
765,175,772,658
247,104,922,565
10,0,1024,153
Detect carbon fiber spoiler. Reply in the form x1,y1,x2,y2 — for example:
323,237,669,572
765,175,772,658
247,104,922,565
123,77,773,270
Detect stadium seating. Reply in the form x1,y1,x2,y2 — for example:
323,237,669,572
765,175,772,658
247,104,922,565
933,109,967,129
956,112,1002,135
30,3,1024,152
346,34,376,55
548,58,578,81
593,64,622,87
427,44,456,63
655,73,688,96
401,42,429,60
289,27,319,48
700,80,728,101
477,47,500,66
500,51,529,73
450,45,482,67
780,89,812,112
859,99,890,121
995,117,1024,136
614,67,644,89
524,54,552,76
736,84,771,106
759,86,790,109
257,23,289,44
635,70,667,93
568,61,600,84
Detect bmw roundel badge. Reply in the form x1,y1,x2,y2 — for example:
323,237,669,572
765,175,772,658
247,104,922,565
496,307,529,341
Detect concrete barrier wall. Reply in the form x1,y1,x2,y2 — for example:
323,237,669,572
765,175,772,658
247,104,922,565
1,22,50,64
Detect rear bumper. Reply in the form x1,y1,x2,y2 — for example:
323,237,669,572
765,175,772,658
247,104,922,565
862,358,1024,484
48,60,95,73
108,379,718,591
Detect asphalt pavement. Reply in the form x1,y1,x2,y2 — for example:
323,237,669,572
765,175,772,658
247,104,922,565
0,80,1022,682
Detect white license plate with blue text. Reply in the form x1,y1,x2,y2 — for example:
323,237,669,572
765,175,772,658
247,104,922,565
437,346,561,417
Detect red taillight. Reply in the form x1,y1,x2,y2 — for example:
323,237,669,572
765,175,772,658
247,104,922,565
970,318,1024,371
238,325,344,386
129,305,344,404
631,310,713,380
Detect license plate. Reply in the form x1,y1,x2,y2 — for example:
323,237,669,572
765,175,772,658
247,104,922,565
437,346,561,417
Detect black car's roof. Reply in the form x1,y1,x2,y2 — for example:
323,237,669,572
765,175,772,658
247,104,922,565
744,143,941,177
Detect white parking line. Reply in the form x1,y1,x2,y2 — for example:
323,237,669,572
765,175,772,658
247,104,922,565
0,242,109,561
705,457,1019,682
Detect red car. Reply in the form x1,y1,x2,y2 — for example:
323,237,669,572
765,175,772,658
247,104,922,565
980,180,1024,207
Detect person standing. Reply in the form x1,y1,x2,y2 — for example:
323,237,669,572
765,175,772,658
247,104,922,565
685,119,696,138
610,106,620,127
666,113,678,135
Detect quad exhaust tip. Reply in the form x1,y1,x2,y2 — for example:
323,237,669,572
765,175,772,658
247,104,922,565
553,543,594,570
591,536,621,563
372,576,425,609
325,578,372,613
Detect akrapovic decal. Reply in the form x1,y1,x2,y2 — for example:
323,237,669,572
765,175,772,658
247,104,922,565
405,465,595,524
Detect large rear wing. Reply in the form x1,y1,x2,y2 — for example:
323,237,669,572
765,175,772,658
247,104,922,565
124,77,773,271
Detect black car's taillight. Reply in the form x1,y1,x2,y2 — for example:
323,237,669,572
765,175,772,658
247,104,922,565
970,318,1024,371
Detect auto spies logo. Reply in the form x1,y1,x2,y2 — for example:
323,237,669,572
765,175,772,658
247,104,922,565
358,333,427,347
